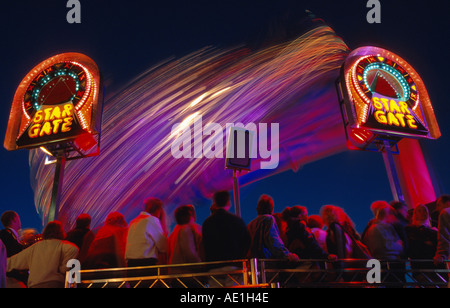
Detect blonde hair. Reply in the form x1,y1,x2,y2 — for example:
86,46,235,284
412,204,431,228
320,205,359,238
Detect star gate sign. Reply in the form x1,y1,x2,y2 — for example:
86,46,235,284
338,46,440,149
4,53,102,156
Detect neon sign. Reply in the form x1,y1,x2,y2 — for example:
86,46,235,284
27,102,76,139
339,46,440,149
4,53,102,153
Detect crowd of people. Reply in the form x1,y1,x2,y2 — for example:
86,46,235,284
1,191,450,288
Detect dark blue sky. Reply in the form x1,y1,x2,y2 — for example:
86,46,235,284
1,0,449,233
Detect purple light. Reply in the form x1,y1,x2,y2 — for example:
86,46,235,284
30,25,350,229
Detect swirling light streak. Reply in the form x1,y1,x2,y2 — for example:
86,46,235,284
29,25,350,229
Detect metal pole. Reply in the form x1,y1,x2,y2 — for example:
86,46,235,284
47,154,66,223
250,258,258,285
381,140,405,203
233,169,241,217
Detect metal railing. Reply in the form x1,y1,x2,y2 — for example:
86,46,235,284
257,259,449,288
66,258,449,288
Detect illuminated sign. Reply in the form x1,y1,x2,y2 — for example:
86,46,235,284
4,53,102,154
339,46,440,149
18,102,82,146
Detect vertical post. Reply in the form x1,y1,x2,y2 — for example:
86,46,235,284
233,169,241,217
250,258,259,285
381,140,405,203
48,154,66,223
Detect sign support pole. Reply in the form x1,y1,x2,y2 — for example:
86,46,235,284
381,140,405,203
232,169,241,217
47,154,66,224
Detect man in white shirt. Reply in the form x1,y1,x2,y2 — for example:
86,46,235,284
125,197,168,267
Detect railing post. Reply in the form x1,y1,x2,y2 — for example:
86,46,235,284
250,258,259,285
260,259,266,284
447,261,450,288
243,260,248,286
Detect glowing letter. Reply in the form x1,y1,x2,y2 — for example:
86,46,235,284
389,100,401,113
62,104,74,117
61,117,73,133
399,101,410,114
28,124,41,138
44,107,53,121
66,0,81,24
50,106,62,120
395,113,406,127
374,110,387,124
366,259,381,283
372,97,383,110
387,112,400,126
406,115,417,129
33,111,44,123
52,119,63,134
380,97,389,111
366,0,381,24
39,121,53,137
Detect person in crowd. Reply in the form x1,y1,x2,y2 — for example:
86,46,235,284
282,206,334,260
66,213,92,250
361,200,390,240
148,200,169,237
0,211,23,257
273,212,288,245
125,197,168,267
321,204,365,281
202,191,250,287
390,200,410,257
391,201,411,224
362,203,405,286
0,240,6,288
82,212,128,269
247,195,298,261
321,205,359,259
405,204,438,281
7,221,79,288
431,195,450,228
433,195,450,287
362,203,404,260
0,211,26,287
281,206,335,285
202,191,250,263
167,205,203,287
167,204,203,265
307,214,328,253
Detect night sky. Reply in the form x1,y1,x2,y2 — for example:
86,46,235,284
1,0,450,234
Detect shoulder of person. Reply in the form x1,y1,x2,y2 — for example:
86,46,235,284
61,239,80,252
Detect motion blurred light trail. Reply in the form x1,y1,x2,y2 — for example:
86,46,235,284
29,25,350,228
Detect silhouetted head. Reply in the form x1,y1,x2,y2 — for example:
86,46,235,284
257,194,274,215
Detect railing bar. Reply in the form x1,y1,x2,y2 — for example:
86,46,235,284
209,276,224,288
67,258,449,288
